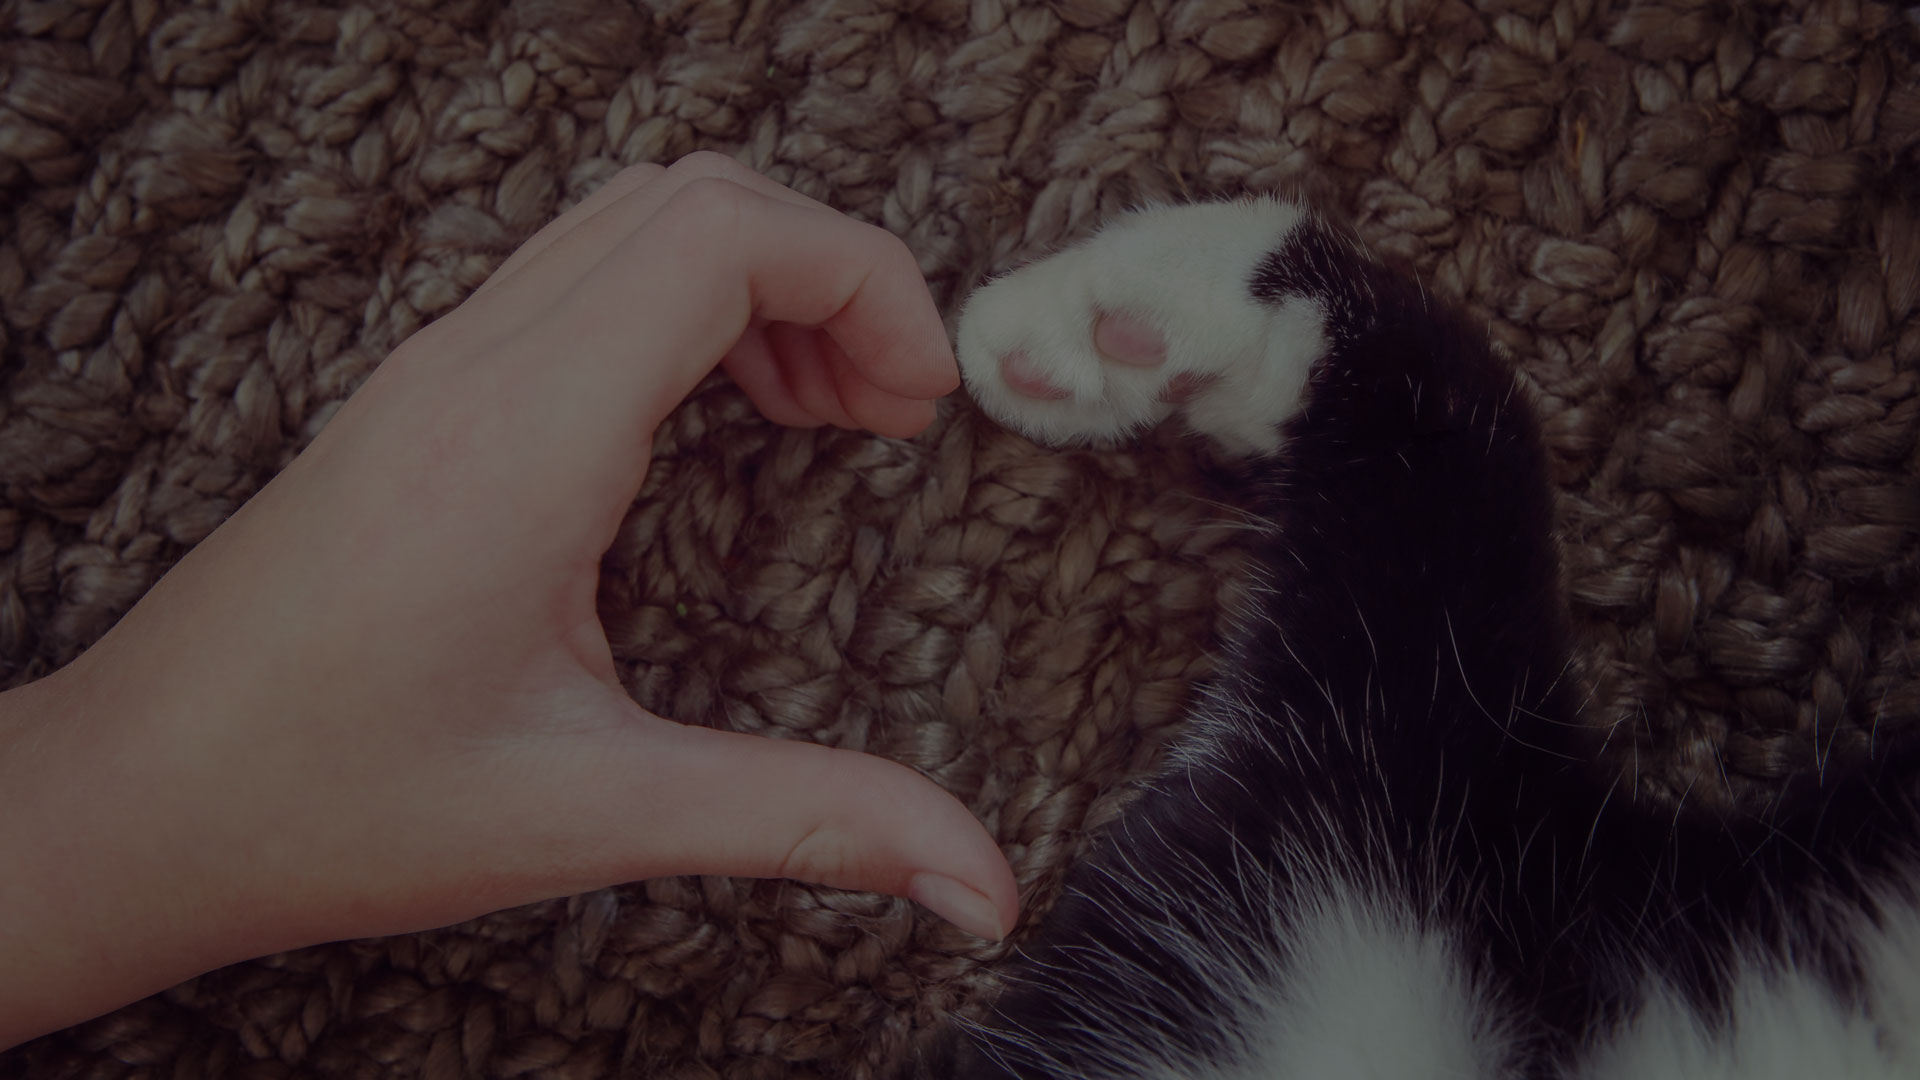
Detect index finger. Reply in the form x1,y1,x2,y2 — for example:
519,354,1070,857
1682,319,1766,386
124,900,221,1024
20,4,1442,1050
712,190,959,402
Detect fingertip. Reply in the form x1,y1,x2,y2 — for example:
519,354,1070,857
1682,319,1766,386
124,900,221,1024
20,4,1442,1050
768,745,1019,936
934,356,962,398
828,340,946,439
878,767,1019,940
613,727,1015,928
942,842,1021,942
910,872,1009,942
866,395,939,439
821,233,959,402
926,332,962,396
842,392,937,440
878,332,960,400
871,337,961,402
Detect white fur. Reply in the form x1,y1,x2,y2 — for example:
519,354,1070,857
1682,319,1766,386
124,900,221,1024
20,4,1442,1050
1223,888,1521,1080
1163,869,1920,1080
1863,888,1920,1062
1576,887,1920,1080
955,199,1327,454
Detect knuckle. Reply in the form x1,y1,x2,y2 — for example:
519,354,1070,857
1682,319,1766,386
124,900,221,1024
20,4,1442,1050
668,149,747,182
777,821,854,885
668,176,752,231
849,216,916,266
772,745,885,889
614,162,667,185
880,227,921,271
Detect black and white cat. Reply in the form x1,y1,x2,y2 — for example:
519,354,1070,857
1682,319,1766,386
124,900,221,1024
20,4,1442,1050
911,200,1920,1079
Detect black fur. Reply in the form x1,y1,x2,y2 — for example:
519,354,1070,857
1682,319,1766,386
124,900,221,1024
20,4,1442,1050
911,216,1920,1079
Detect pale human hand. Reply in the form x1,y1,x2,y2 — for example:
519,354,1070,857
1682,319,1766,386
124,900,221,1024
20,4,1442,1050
0,153,1017,1047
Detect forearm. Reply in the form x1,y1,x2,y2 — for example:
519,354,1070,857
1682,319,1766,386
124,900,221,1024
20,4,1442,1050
0,658,257,1049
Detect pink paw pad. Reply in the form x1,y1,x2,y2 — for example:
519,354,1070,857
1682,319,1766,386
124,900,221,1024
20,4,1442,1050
1093,311,1166,367
1000,350,1072,400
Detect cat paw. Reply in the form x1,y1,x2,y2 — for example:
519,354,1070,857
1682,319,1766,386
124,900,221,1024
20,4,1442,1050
955,200,1330,455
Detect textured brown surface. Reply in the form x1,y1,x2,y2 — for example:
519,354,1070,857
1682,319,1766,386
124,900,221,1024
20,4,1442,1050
2,0,1917,1076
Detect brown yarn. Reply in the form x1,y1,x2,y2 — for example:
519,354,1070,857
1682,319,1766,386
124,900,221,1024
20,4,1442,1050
2,0,1916,1075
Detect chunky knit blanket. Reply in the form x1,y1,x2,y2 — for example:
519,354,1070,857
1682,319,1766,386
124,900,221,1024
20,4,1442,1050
3,0,1915,1076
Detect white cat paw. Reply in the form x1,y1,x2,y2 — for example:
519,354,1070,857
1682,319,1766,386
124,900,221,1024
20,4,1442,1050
955,200,1331,455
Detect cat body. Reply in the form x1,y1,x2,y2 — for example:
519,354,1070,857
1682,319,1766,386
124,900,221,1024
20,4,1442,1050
916,200,1920,1079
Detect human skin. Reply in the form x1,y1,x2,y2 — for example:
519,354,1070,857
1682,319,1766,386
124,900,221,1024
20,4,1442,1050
0,153,1019,1049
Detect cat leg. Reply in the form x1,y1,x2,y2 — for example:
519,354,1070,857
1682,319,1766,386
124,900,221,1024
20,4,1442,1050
955,200,1331,455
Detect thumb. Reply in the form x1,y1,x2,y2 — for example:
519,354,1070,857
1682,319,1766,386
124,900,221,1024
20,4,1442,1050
557,714,1018,941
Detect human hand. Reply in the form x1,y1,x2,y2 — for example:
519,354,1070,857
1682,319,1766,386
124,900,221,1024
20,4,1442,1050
0,153,1017,1046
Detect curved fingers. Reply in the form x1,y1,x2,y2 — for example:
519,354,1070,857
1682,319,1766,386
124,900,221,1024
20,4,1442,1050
557,178,958,438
